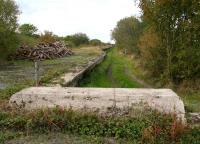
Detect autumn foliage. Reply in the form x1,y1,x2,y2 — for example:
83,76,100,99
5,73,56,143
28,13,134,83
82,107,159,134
112,0,200,87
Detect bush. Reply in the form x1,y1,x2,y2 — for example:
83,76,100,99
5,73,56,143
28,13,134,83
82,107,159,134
39,31,57,43
64,33,89,47
90,39,102,46
18,34,39,47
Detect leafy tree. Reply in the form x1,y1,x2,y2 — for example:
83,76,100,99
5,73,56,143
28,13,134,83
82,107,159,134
18,24,38,36
112,16,142,55
39,31,57,43
0,0,20,60
138,27,166,80
138,0,200,84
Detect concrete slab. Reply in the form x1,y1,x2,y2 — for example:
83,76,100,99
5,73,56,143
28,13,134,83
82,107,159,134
9,87,185,122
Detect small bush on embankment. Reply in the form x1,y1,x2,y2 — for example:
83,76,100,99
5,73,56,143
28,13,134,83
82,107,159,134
0,108,199,143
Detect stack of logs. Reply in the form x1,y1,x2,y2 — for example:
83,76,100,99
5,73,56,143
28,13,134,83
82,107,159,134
11,41,73,61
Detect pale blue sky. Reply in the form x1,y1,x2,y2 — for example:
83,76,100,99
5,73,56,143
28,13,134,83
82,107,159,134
15,0,140,42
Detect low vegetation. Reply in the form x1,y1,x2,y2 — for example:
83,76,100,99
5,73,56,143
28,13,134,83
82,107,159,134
181,92,200,113
0,108,199,144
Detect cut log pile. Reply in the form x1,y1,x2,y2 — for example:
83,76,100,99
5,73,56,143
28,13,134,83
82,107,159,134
11,41,73,61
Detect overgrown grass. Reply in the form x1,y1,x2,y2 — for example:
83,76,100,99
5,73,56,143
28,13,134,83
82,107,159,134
0,46,102,100
79,48,142,88
181,92,200,113
0,79,34,100
1,108,199,143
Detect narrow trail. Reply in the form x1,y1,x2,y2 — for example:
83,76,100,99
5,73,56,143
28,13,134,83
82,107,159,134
124,66,152,88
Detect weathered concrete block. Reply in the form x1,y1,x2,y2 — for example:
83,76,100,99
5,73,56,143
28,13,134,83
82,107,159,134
9,87,185,122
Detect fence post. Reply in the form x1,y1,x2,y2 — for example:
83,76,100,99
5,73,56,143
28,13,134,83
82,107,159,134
34,61,39,86
113,88,116,108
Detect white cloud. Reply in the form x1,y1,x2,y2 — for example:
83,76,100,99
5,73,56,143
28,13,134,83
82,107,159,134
15,0,140,42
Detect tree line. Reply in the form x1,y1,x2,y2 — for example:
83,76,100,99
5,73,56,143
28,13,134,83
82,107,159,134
0,0,105,61
112,0,200,88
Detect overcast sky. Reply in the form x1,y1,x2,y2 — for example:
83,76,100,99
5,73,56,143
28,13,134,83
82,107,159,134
15,0,140,42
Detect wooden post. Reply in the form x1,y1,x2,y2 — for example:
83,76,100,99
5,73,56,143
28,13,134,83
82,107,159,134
34,61,39,86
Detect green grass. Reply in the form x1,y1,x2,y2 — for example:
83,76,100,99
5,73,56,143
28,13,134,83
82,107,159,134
181,92,200,113
0,83,31,99
79,48,142,88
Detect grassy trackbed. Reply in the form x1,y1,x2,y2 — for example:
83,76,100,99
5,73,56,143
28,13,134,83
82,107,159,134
79,48,143,88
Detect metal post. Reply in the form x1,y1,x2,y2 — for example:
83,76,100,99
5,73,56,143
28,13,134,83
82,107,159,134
34,61,39,86
113,88,116,108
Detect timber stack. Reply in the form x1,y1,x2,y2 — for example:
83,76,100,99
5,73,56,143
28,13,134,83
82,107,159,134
11,41,73,61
